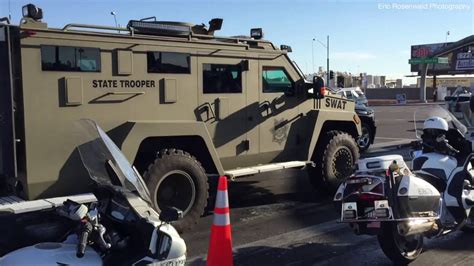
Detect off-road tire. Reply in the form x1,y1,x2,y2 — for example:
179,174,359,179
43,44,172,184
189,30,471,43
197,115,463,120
308,130,359,192
144,149,209,232
377,222,423,265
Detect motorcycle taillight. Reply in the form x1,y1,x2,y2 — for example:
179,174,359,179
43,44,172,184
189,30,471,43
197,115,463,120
359,193,383,202
343,175,385,200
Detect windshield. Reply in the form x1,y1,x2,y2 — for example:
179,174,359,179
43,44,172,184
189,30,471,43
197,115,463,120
453,87,470,96
76,119,151,203
414,105,467,139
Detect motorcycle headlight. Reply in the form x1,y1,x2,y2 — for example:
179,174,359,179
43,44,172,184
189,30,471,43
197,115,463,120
156,232,172,260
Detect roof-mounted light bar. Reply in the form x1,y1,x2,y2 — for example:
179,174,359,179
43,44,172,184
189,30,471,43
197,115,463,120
127,20,191,36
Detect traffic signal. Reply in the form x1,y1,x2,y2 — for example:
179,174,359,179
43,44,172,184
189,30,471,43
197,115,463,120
329,70,334,80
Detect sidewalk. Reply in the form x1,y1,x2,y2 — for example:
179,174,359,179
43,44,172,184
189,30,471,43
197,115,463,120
368,99,443,106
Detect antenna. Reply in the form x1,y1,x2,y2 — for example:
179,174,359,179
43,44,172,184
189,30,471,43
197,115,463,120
8,0,11,20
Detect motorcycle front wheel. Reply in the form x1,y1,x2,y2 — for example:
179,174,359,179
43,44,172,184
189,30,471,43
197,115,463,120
377,222,423,264
460,209,474,232
461,179,474,233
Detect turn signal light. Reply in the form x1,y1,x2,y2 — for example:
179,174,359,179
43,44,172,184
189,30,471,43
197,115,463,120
353,114,361,125
320,87,327,96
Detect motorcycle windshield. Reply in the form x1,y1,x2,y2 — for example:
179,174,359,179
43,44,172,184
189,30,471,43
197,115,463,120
76,119,151,203
414,105,467,139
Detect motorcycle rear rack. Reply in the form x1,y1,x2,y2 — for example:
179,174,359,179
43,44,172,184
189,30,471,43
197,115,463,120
339,216,439,223
340,198,443,223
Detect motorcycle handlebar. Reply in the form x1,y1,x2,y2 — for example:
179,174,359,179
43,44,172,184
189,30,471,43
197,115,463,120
443,141,460,155
76,221,93,258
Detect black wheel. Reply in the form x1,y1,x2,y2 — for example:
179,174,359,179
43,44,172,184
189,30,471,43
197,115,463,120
308,131,360,191
144,149,209,232
378,222,423,265
461,210,474,233
357,123,372,152
461,179,474,233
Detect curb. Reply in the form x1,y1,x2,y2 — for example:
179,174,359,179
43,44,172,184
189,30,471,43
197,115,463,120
368,100,442,106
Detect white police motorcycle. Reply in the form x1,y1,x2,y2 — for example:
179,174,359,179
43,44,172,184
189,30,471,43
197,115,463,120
334,105,474,264
0,119,186,265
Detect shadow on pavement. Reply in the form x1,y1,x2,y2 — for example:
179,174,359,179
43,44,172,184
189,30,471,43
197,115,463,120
188,237,390,266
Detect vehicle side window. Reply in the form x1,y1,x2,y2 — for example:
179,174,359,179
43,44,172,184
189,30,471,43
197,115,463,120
41,46,101,72
203,63,242,94
147,52,190,74
262,66,294,93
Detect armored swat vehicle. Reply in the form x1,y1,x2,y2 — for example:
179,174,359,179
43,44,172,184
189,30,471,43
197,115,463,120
0,4,361,230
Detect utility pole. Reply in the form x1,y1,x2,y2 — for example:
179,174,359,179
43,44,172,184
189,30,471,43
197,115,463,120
316,36,330,87
311,38,315,76
8,0,11,21
326,35,330,87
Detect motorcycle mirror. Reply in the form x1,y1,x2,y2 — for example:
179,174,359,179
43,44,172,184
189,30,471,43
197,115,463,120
159,206,183,222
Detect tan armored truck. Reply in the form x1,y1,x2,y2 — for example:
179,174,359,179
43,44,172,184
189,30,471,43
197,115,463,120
0,4,361,230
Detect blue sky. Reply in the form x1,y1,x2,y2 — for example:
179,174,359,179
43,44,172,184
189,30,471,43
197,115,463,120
1,0,473,83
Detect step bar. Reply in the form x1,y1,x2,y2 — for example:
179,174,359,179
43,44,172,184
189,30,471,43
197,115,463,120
225,161,310,179
0,193,97,214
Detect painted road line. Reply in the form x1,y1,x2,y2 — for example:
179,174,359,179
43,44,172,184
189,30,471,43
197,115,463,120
375,137,416,140
371,139,416,149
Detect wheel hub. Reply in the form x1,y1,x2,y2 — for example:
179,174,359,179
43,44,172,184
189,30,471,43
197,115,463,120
154,170,196,215
332,147,354,180
358,127,370,148
394,231,422,257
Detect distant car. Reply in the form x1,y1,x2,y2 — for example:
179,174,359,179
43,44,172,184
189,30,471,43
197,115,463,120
445,87,471,119
335,87,368,106
355,105,376,151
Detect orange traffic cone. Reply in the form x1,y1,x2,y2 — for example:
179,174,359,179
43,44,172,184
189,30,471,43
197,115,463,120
207,176,233,266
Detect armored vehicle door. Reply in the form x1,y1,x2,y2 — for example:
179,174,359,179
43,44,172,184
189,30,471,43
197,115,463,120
196,55,249,168
256,57,304,162
0,25,17,179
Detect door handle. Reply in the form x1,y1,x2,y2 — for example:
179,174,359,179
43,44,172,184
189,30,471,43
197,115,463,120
260,101,272,116
200,102,216,121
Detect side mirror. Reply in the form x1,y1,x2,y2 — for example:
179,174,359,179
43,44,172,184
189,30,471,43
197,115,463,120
470,95,474,113
159,206,183,223
311,76,325,99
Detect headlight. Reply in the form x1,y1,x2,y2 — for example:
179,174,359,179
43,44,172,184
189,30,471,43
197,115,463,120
157,232,172,260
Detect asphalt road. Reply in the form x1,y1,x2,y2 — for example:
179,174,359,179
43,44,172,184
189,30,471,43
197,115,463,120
183,103,474,266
